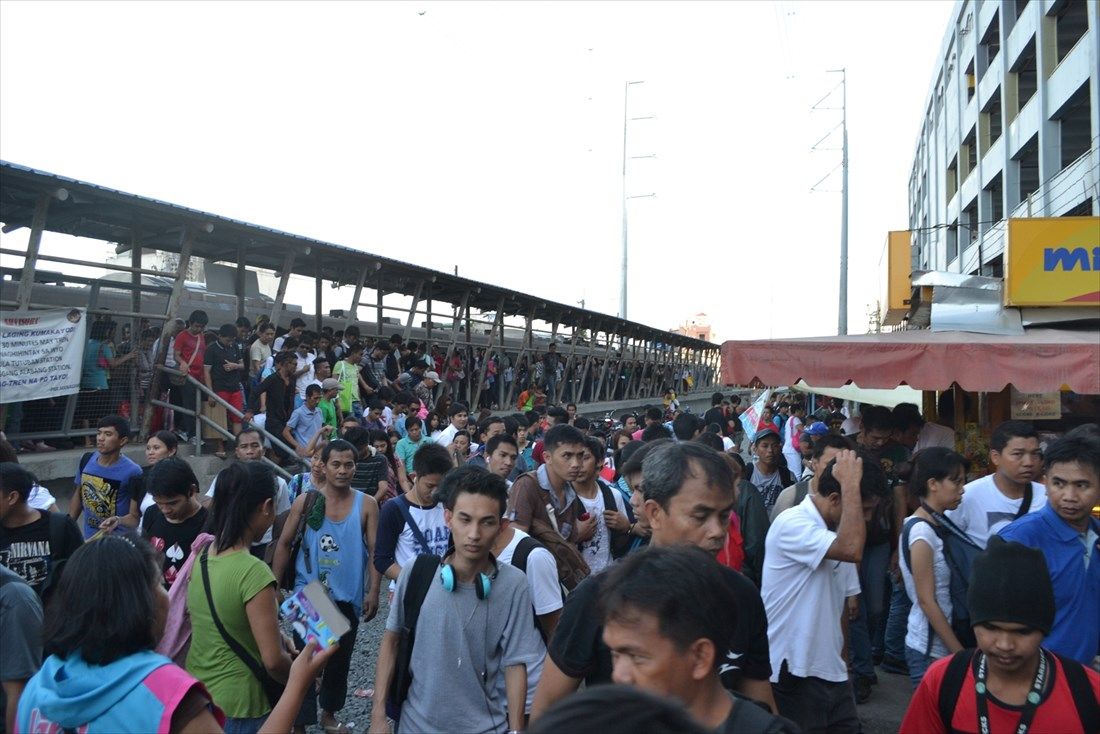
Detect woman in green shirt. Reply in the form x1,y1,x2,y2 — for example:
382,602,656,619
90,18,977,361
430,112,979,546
187,462,295,732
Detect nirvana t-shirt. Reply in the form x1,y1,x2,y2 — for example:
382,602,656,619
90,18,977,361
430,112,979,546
0,511,84,595
74,452,144,539
142,505,209,588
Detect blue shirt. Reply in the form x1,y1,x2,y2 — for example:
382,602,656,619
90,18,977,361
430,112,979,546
295,490,368,614
286,403,323,448
1000,504,1100,665
73,452,144,539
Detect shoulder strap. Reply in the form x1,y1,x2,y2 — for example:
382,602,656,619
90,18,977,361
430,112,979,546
395,497,434,556
794,479,811,505
79,451,94,475
198,549,279,705
1055,653,1100,731
1013,482,1033,520
597,480,617,515
510,536,540,575
403,554,441,631
47,512,70,560
900,516,934,575
937,650,973,731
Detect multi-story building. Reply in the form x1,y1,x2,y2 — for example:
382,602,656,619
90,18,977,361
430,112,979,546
907,0,1098,277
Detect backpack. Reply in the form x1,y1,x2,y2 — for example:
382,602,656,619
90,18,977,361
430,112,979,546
509,535,564,643
901,514,982,650
935,650,1099,733
595,480,631,561
386,554,442,722
509,472,590,591
155,533,214,666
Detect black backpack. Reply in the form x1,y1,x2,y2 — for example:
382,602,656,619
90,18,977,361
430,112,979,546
936,650,1099,732
386,554,442,722
509,535,563,643
901,515,982,650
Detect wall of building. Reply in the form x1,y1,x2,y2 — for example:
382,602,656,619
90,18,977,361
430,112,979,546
908,0,1099,276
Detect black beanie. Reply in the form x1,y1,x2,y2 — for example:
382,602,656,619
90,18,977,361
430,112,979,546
967,536,1055,635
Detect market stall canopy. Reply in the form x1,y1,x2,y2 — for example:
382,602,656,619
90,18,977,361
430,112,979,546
790,381,924,409
721,328,1100,394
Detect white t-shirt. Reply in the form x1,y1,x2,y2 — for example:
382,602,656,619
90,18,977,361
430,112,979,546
946,474,1047,549
389,498,449,591
434,423,460,448
914,422,955,452
575,482,628,575
900,517,953,658
761,495,859,683
27,483,57,511
782,415,803,453
495,528,560,713
294,353,316,398
206,470,291,545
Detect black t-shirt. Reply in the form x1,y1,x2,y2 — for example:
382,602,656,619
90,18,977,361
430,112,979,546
352,455,389,494
704,407,730,436
141,504,209,588
204,340,245,393
0,511,84,595
255,373,295,425
548,563,772,690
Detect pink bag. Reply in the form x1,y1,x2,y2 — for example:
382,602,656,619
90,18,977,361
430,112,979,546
416,399,429,420
155,533,214,666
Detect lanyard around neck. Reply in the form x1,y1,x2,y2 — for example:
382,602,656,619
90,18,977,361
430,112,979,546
975,650,1048,734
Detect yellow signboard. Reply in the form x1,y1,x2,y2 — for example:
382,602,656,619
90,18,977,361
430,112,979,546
1005,217,1100,306
881,230,912,326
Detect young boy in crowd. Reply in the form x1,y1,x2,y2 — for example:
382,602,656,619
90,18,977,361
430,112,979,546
69,415,144,539
140,457,208,588
394,416,434,493
374,442,453,598
900,536,1099,734
0,463,83,596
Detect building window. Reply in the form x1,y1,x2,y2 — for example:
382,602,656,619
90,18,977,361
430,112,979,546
946,156,959,203
962,199,979,247
1014,135,1040,206
947,221,959,264
965,59,976,103
981,90,1002,150
961,128,977,180
1057,82,1092,169
980,11,1000,75
984,173,1004,224
1014,0,1030,20
1055,0,1087,64
1012,41,1038,112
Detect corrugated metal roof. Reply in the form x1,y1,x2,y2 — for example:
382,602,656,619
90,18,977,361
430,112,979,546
0,160,716,349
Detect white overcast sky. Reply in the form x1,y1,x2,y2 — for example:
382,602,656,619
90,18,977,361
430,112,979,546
0,0,953,341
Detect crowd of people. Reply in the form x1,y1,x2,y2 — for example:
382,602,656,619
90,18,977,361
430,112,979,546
1,328,1098,733
2,311,712,450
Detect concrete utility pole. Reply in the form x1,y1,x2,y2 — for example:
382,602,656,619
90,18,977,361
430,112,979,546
838,67,849,336
620,80,655,321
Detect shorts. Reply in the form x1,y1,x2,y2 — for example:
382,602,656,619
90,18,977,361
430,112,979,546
216,390,245,424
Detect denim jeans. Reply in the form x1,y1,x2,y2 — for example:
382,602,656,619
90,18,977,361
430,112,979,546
884,576,913,663
223,716,267,734
905,646,938,689
850,541,890,677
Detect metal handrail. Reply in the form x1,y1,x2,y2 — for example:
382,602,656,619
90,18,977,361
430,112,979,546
152,365,307,478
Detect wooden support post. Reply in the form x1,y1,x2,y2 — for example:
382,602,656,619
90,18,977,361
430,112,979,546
376,273,385,338
346,265,368,329
472,296,505,411
425,286,433,342
269,250,296,328
15,194,51,310
560,319,584,405
464,303,474,406
235,244,248,320
443,293,469,368
505,312,534,408
142,227,193,439
314,255,324,333
594,331,616,402
403,280,424,341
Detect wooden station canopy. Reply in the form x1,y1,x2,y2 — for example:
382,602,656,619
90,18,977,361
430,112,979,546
0,160,717,353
